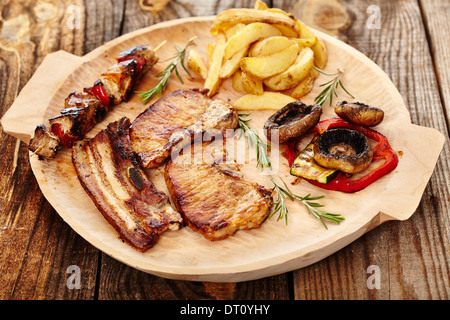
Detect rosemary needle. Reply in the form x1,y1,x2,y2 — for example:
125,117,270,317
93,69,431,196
269,177,345,228
237,113,272,171
137,37,196,104
313,66,354,107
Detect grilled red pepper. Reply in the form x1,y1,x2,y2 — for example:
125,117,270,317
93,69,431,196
287,118,398,193
91,84,110,107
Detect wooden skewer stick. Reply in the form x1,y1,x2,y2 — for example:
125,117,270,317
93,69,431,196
154,40,167,53
29,145,44,158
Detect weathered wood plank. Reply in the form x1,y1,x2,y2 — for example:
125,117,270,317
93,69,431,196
419,0,450,132
0,0,121,299
276,0,450,299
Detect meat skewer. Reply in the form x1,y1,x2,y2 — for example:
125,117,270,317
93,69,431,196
28,44,160,159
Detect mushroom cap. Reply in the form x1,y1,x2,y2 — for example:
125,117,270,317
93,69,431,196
264,101,322,143
313,128,373,174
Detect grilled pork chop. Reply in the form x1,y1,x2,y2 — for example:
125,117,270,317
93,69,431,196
129,88,239,168
165,140,273,241
73,117,183,252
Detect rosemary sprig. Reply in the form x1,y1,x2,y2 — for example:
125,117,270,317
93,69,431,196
237,113,272,171
137,37,196,104
269,177,345,228
269,177,293,225
313,66,354,107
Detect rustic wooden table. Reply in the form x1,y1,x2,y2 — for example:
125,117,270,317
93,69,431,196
0,0,449,300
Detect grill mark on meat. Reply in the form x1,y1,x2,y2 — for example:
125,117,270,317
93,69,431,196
129,88,239,169
165,140,273,241
73,117,183,252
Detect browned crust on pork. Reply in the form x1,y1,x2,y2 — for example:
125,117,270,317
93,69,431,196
72,117,182,252
129,88,239,169
164,140,273,241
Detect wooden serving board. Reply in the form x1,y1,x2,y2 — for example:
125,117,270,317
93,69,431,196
1,16,445,282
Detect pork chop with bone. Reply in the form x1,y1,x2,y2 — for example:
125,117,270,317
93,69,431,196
129,88,239,168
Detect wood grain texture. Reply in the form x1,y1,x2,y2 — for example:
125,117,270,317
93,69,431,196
0,0,448,300
276,0,450,299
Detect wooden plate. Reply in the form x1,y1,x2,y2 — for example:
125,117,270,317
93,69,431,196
1,16,444,282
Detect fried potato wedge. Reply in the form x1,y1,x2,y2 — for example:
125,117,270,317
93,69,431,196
240,43,299,79
311,37,328,69
264,47,314,90
249,36,293,57
232,69,247,94
187,49,208,79
291,36,317,48
241,71,264,95
232,70,247,94
296,20,315,39
211,8,300,36
291,73,314,99
220,46,249,79
254,0,268,10
233,91,296,110
224,22,282,59
204,32,226,97
273,23,299,38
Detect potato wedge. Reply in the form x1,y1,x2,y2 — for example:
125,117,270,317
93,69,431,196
187,49,208,80
204,32,226,97
241,71,264,95
240,43,299,79
254,0,268,10
220,46,249,79
264,47,314,90
311,37,328,69
296,20,315,39
206,43,214,66
291,73,314,99
224,22,282,59
249,36,293,57
273,23,299,38
233,92,297,110
290,36,317,48
232,70,247,94
224,23,245,39
211,8,300,36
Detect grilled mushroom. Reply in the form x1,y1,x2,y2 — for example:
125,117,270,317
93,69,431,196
264,101,322,143
335,101,384,127
313,128,373,174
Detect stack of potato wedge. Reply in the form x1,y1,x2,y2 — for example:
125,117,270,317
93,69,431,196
187,0,328,111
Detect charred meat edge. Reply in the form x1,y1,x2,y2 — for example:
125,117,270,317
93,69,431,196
28,45,158,159
164,141,273,241
129,88,239,169
72,117,182,252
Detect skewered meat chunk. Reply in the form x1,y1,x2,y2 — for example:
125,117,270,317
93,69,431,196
28,45,159,159
130,88,239,169
165,140,273,241
48,90,108,148
28,124,60,158
72,117,183,252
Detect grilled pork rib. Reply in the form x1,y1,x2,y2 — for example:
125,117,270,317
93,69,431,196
130,88,239,168
165,140,273,241
72,117,183,252
29,45,158,159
